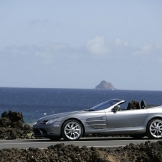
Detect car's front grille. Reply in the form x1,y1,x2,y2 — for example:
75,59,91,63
33,128,40,135
40,128,47,134
33,128,47,136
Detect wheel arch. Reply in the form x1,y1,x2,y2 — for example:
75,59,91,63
147,116,162,128
60,118,85,136
146,116,162,139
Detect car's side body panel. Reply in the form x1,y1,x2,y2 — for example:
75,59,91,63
106,109,148,128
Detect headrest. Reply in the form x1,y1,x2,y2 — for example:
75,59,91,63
141,100,147,108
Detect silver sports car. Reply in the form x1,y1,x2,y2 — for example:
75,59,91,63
33,99,162,141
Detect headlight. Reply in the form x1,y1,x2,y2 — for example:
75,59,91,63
46,118,58,125
34,119,41,125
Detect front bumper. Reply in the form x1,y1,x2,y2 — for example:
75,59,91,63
33,121,62,137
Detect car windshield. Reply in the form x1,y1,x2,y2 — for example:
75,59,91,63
87,99,122,111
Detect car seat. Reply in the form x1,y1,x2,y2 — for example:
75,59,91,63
127,102,131,110
136,102,141,109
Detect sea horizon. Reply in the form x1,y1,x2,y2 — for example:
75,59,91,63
0,86,162,92
1,87,162,123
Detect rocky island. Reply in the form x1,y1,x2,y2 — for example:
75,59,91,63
95,80,115,90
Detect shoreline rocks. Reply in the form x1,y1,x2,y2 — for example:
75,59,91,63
0,111,33,139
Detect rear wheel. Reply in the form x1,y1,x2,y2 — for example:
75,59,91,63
62,119,83,141
147,119,162,139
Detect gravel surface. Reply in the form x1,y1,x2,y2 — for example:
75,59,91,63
0,141,162,162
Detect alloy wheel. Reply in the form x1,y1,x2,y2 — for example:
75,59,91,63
63,120,82,140
149,119,162,138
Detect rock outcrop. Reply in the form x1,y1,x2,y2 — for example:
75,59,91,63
95,80,115,90
0,111,33,139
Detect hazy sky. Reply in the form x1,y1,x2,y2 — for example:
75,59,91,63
0,0,162,90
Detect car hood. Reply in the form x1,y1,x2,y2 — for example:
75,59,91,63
37,110,85,122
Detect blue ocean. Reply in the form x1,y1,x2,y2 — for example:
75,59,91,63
0,87,162,123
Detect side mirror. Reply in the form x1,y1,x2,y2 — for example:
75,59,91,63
112,105,120,112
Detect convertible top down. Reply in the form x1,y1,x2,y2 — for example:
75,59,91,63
33,99,162,141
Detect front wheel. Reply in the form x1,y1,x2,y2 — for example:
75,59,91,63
62,119,83,141
147,119,162,139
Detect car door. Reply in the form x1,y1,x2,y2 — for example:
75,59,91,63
105,109,148,128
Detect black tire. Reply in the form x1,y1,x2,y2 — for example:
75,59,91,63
147,118,162,139
49,136,61,141
62,119,83,141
